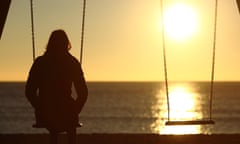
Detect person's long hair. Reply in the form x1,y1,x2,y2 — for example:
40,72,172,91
45,29,71,55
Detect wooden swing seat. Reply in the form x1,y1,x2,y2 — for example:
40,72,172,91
32,123,83,128
165,119,215,126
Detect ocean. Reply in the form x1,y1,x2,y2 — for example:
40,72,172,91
0,81,240,134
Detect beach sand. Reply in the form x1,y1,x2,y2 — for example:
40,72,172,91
1,134,240,144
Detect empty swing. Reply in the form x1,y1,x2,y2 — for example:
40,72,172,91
30,0,87,128
160,0,217,125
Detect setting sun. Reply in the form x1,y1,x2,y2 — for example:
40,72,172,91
163,3,198,41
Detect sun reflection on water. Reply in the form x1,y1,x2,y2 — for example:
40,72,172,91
152,83,207,134
167,86,200,120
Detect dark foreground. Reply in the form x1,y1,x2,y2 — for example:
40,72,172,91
1,134,240,144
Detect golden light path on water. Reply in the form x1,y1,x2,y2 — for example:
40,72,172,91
151,83,209,134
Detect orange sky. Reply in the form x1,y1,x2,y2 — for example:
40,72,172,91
1,0,240,81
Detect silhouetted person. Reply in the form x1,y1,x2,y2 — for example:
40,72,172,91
25,29,88,144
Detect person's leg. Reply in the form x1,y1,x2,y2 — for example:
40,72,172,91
49,132,58,144
67,127,77,144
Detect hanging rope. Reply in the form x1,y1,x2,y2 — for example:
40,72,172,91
30,0,87,63
160,0,170,122
30,0,36,61
210,0,218,120
80,0,87,64
161,0,218,123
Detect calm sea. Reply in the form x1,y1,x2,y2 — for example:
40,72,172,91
0,82,240,134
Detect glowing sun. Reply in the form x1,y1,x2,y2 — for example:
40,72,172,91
163,3,198,41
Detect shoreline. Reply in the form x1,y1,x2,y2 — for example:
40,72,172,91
1,134,240,144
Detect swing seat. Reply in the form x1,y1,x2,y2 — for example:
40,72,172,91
165,119,215,126
32,123,83,128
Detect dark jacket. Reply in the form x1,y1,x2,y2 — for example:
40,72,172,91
25,52,88,132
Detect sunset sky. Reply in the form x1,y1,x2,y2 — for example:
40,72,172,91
1,0,240,82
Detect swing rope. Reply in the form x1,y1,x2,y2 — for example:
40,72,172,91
80,0,87,64
210,0,218,121
161,0,218,125
30,0,36,61
29,0,87,63
160,0,170,122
